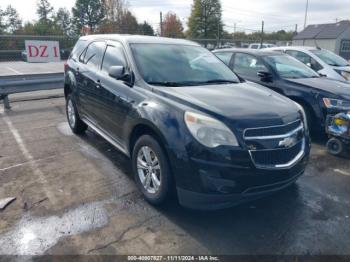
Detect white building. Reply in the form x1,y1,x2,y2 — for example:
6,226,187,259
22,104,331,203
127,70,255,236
293,21,350,60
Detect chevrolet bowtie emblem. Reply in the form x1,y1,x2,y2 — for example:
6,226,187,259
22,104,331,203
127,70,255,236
279,136,297,148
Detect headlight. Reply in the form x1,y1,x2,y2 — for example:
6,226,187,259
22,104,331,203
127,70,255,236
335,70,350,81
294,102,309,133
323,98,350,110
184,112,239,148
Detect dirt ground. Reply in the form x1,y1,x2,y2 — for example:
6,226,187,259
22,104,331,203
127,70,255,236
0,94,350,256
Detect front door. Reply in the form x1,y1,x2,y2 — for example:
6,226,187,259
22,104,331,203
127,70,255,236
94,42,133,142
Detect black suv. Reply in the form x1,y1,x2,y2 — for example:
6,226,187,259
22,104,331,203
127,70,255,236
213,49,350,133
64,35,310,210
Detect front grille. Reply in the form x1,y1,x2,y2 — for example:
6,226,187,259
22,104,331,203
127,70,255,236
243,120,305,169
244,120,301,138
250,140,304,168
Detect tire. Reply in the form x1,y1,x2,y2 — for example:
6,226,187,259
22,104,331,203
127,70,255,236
66,94,88,134
327,138,344,156
132,135,172,205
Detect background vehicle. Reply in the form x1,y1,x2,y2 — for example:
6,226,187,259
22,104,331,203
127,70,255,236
213,49,350,134
249,43,276,49
326,113,350,156
64,35,310,210
267,46,350,83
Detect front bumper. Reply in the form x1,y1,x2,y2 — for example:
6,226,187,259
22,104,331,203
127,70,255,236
175,152,308,210
177,170,304,210
167,121,310,210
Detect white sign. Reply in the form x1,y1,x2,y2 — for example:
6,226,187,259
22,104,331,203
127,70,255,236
25,40,61,63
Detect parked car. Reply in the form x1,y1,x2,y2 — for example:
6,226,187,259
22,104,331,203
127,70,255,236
64,35,310,210
249,43,276,49
267,46,350,83
213,49,350,133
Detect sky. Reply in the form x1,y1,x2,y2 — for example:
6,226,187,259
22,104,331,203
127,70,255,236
1,0,349,33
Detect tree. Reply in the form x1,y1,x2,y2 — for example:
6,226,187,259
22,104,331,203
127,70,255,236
162,12,184,38
104,0,128,22
118,10,138,34
187,0,223,39
54,8,73,36
139,21,154,36
4,5,22,33
72,0,106,34
37,0,54,24
0,7,6,33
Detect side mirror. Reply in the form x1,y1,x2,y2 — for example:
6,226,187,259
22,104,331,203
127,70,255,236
108,66,134,87
108,66,126,79
257,71,273,82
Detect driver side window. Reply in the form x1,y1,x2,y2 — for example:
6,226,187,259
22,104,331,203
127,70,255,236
233,53,268,77
101,43,127,75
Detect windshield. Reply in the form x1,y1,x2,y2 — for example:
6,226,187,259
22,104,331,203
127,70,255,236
263,55,320,79
311,49,349,67
130,43,239,86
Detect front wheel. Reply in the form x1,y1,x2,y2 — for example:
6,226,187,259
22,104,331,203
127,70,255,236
132,135,172,205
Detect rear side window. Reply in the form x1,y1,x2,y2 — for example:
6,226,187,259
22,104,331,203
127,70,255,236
102,43,127,73
70,40,87,61
215,52,233,66
80,41,106,70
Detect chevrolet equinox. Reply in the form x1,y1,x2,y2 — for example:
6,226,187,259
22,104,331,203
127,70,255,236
64,35,310,210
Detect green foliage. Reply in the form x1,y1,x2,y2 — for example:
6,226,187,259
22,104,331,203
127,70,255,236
231,30,294,41
118,11,138,34
0,7,6,34
37,0,54,24
72,0,106,33
187,0,223,39
139,21,154,36
54,8,73,36
0,5,22,34
20,21,63,35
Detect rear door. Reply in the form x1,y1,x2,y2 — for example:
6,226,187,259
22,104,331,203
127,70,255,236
77,41,106,123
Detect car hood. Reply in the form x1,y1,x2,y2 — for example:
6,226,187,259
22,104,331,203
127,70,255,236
286,77,350,100
330,65,350,72
156,82,300,130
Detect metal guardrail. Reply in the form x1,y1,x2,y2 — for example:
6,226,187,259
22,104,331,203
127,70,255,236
0,73,64,109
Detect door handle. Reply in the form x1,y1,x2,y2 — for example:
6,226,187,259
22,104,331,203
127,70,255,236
96,80,101,89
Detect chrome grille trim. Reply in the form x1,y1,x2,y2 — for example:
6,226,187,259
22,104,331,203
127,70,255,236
243,120,306,170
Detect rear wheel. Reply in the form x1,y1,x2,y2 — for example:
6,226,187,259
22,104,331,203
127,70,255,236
66,94,87,134
132,135,172,205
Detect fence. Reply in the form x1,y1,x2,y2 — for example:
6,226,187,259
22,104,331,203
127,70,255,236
0,34,293,62
0,35,78,62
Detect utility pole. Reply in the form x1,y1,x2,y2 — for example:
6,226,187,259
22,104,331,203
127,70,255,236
304,0,309,29
160,12,163,37
260,21,264,47
217,15,221,48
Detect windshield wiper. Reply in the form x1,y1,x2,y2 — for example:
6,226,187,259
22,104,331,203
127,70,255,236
147,81,185,87
199,79,238,85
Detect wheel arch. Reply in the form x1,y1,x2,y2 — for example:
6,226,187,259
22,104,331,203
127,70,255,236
128,121,170,157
